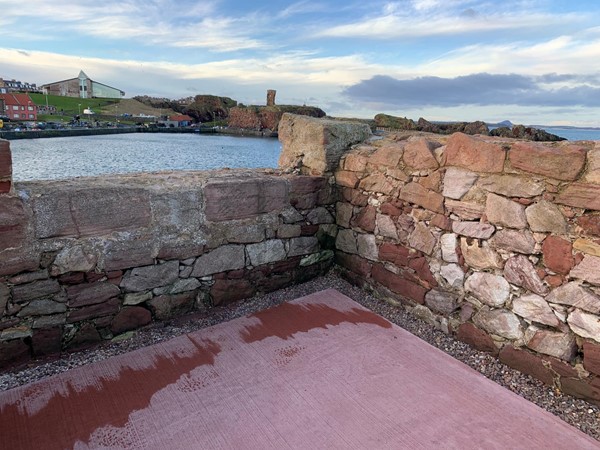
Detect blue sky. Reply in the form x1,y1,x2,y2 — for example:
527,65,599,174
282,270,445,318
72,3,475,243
2,0,600,126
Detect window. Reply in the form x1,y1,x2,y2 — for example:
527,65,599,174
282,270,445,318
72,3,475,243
12,105,18,110
28,114,34,119
27,106,33,111
21,113,26,118
13,113,19,118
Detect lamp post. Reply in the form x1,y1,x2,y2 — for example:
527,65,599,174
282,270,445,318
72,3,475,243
78,103,81,115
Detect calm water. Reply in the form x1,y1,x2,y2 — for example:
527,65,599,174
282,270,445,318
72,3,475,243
10,133,282,181
541,127,600,141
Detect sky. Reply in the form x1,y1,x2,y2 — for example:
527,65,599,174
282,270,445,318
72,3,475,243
2,0,600,126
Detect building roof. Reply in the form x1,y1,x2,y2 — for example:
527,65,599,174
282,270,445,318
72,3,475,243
0,93,34,106
41,70,124,95
169,115,193,122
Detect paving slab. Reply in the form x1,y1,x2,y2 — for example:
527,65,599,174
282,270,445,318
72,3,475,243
0,289,598,449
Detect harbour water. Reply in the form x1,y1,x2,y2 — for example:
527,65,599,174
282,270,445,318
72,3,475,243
10,133,282,181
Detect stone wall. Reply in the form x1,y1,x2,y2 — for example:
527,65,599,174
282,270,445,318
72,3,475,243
0,140,336,368
4,114,600,406
327,130,600,405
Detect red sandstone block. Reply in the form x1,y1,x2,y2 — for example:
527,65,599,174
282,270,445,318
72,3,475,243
338,187,369,206
58,272,86,285
399,182,444,214
379,242,411,267
67,282,121,308
556,183,600,211
542,235,574,275
0,180,11,194
157,242,205,261
380,203,402,216
32,188,152,239
204,178,289,221
67,298,120,323
498,345,554,386
560,377,600,406
288,176,327,194
351,205,376,233
576,214,600,237
444,133,505,173
583,341,600,376
0,248,40,277
0,140,12,179
430,214,452,231
210,279,255,306
335,252,371,278
335,171,360,189
256,273,293,293
371,264,427,304
456,323,499,356
509,141,586,181
111,306,151,334
0,196,27,250
408,257,438,288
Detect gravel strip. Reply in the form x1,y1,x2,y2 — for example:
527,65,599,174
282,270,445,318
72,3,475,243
1,270,598,441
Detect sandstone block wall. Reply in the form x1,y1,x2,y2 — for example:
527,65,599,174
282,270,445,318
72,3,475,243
331,131,600,405
0,142,335,368
4,120,600,406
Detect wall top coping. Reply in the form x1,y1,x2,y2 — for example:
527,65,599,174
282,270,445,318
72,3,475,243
13,168,306,193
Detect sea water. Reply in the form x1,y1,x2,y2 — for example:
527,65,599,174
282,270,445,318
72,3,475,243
10,133,282,181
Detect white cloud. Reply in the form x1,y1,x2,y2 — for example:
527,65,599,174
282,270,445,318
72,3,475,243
418,34,600,77
318,10,581,39
0,0,265,52
0,47,388,100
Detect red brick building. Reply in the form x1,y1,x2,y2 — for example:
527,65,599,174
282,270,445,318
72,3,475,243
0,93,37,121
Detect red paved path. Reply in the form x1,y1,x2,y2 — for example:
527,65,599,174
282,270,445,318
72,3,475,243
1,289,598,449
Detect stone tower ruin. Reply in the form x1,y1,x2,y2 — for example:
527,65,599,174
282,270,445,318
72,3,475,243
267,89,276,106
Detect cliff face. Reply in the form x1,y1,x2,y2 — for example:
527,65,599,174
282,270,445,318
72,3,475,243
228,105,326,131
228,107,282,131
133,95,237,122
184,95,237,122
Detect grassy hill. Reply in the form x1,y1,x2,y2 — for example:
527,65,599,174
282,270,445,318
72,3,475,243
28,94,175,122
29,93,118,117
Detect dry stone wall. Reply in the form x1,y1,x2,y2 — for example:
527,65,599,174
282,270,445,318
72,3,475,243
327,130,600,405
0,143,335,368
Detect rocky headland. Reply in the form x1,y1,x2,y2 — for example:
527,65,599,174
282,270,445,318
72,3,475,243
375,113,566,141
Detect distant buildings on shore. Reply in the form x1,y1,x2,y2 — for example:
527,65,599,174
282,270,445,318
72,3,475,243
0,93,37,121
0,78,40,94
2,70,125,100
41,71,124,99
